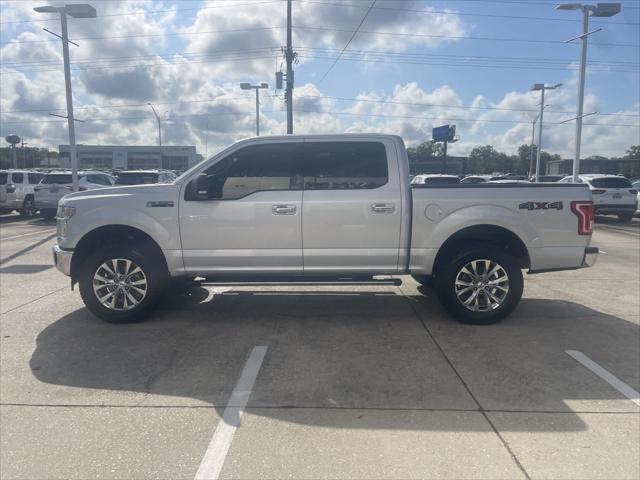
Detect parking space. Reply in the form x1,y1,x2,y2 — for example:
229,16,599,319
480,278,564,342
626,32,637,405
1,214,639,479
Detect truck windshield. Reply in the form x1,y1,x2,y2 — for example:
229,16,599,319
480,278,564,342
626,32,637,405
590,177,631,189
115,173,160,185
41,174,73,184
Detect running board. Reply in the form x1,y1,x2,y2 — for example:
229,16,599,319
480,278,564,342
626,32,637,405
193,276,402,287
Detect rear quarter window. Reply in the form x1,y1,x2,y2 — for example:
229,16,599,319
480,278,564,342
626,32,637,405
590,177,632,189
11,172,23,183
0,173,8,185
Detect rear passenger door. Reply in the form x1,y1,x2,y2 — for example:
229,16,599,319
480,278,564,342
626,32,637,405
301,139,402,274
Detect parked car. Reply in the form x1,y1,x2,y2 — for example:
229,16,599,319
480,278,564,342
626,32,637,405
559,174,637,222
461,175,491,184
533,175,564,183
0,170,45,218
52,134,598,325
34,171,115,219
114,170,177,186
633,180,640,216
411,174,460,185
487,179,531,184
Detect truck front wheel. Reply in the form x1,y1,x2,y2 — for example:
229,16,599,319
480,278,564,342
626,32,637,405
435,245,523,325
78,244,167,323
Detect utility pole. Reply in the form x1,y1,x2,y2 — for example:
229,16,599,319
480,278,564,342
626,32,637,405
286,0,293,134
530,83,561,181
240,82,269,136
34,4,96,192
556,3,621,182
529,114,540,179
148,103,162,146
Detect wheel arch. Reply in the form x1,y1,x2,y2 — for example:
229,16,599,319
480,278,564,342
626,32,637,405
70,224,168,283
432,224,530,277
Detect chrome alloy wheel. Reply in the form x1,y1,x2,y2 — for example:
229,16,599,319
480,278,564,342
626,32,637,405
454,259,509,312
92,258,147,311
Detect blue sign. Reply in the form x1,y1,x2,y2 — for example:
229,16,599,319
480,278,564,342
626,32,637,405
432,124,456,142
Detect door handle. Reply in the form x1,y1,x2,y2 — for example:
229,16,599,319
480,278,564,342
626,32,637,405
272,204,296,215
371,203,395,213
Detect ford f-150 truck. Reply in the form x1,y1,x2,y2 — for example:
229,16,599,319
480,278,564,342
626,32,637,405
52,134,598,325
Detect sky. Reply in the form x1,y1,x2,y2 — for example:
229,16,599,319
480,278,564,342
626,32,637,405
1,0,639,159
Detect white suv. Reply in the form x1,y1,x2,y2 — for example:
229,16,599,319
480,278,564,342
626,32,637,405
34,171,115,219
560,174,637,222
0,170,45,218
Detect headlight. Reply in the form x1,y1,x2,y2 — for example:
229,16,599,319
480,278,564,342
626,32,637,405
57,205,76,219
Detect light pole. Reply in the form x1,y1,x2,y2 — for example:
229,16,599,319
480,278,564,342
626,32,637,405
148,103,162,146
34,4,96,192
530,83,562,181
240,82,269,136
556,2,621,182
529,112,541,179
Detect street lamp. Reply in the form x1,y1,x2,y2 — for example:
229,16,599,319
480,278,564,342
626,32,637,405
530,83,562,182
148,103,162,146
34,3,96,192
556,2,621,182
240,82,269,136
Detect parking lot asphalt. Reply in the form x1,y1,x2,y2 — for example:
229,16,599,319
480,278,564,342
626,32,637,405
1,214,638,479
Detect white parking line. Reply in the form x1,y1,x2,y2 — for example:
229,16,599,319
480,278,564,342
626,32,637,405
566,350,640,407
194,346,268,480
1,229,55,241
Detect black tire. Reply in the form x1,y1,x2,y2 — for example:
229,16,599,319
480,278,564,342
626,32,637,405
618,212,634,223
435,245,523,325
20,196,35,218
41,208,56,220
78,243,167,323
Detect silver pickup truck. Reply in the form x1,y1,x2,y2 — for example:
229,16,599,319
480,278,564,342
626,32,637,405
52,134,597,325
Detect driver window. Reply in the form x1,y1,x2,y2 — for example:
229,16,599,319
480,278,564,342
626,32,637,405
193,143,302,200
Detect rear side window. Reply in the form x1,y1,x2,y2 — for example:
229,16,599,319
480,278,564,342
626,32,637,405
42,174,72,184
422,177,460,185
28,173,44,184
0,173,7,185
590,177,631,188
303,141,388,190
11,172,23,183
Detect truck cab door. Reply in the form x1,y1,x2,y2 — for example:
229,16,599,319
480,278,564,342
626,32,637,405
301,139,402,274
179,141,304,275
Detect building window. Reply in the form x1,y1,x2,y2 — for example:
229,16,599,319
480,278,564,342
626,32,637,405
162,156,188,171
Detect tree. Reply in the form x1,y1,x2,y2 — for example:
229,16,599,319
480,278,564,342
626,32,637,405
407,140,444,160
0,147,58,169
624,145,639,160
468,145,511,173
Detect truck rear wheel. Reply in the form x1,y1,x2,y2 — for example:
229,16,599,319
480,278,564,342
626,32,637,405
618,212,633,223
20,196,35,218
435,245,523,325
78,244,167,323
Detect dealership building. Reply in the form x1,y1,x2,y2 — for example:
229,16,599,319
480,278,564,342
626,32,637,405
57,145,200,172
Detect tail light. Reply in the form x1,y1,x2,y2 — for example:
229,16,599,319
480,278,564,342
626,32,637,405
79,186,87,191
591,189,606,195
630,189,638,195
571,201,594,235
6,184,16,193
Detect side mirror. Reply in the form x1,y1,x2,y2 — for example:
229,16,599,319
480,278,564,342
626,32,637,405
194,173,209,200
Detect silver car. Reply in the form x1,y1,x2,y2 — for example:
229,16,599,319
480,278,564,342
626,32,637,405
34,171,115,219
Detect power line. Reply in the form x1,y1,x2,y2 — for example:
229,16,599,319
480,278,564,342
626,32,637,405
2,105,637,128
293,25,639,49
300,0,640,26
0,25,286,45
317,0,377,83
0,0,284,25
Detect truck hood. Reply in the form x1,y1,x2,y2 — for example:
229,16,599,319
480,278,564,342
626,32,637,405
62,183,178,202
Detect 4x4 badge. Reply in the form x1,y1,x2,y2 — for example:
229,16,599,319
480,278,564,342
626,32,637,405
519,201,563,211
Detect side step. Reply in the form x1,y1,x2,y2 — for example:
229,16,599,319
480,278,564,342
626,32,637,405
193,276,403,287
